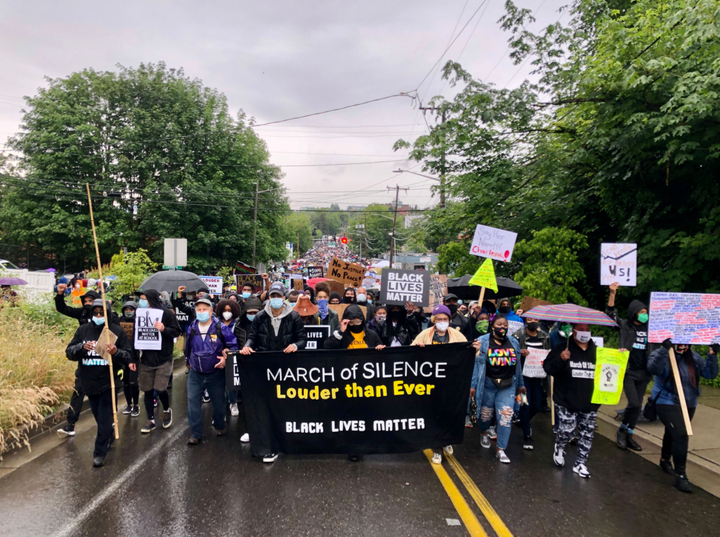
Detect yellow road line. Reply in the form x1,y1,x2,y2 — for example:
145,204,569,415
423,449,488,537
446,453,514,537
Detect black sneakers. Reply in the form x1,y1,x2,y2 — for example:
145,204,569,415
58,424,75,436
131,405,140,418
93,456,105,468
660,459,674,476
141,420,156,434
162,409,173,429
523,437,534,450
122,405,132,415
675,475,693,493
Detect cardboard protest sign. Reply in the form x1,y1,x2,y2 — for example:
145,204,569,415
304,325,331,350
600,243,637,286
235,274,264,293
199,276,224,295
96,326,118,363
118,321,134,341
649,292,720,344
329,303,368,320
134,308,164,351
380,269,431,307
327,257,365,287
226,343,475,454
468,258,498,292
522,348,549,379
519,296,552,313
428,275,448,309
591,348,629,405
307,266,324,279
326,280,346,297
293,279,304,291
469,224,517,262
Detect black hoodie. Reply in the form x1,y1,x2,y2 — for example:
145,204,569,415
325,305,383,349
607,299,651,371
139,289,182,367
55,290,101,325
377,307,419,347
66,320,133,395
544,338,600,413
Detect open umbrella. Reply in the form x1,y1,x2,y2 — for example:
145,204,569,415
306,277,329,289
0,277,28,286
520,304,616,327
447,275,522,301
139,270,206,294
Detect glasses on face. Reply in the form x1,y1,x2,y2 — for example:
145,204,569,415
93,311,104,317
348,320,363,326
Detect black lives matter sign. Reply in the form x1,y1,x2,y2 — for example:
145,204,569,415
380,268,431,307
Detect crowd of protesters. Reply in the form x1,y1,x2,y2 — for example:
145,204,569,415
50,242,718,494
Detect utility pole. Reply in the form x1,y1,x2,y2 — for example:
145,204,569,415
297,232,300,260
388,185,408,268
252,182,259,267
419,106,446,208
364,213,368,260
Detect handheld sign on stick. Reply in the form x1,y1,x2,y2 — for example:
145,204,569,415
86,184,119,439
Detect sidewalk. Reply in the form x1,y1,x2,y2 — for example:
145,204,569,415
595,384,720,497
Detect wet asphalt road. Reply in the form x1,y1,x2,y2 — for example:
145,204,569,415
1,372,718,537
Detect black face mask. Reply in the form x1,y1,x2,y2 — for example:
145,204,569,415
389,310,401,320
526,322,539,332
83,303,93,310
493,327,508,339
498,306,511,314
343,296,354,304
349,324,364,333
446,304,458,315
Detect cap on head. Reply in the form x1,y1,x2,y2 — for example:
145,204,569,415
443,293,458,303
269,282,286,297
195,297,213,308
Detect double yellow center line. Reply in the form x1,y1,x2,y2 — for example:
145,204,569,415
423,450,513,537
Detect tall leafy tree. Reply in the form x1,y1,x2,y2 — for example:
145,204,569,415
1,63,288,273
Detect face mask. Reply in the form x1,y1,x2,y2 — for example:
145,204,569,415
637,313,649,324
349,323,364,333
575,330,592,343
493,326,507,339
526,322,539,332
242,292,251,299
92,316,105,326
676,344,689,354
138,299,149,309
367,299,373,304
390,310,401,320
447,304,458,315
435,321,449,332
196,311,210,323
343,296,353,304
356,293,367,303
270,298,284,309
246,314,256,322
376,314,386,323
498,305,511,314
476,319,489,334
222,312,233,321
83,303,93,310
123,311,135,319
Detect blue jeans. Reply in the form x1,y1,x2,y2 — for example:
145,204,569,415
478,376,516,450
187,369,226,439
227,390,238,405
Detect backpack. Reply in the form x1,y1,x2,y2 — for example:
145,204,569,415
187,321,227,352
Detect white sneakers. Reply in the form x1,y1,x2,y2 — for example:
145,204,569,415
443,445,454,456
230,404,239,416
263,453,278,463
431,452,442,464
496,450,510,464
240,432,250,443
573,463,591,478
553,443,565,467
481,434,492,449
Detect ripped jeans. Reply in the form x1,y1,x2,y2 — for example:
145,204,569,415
478,376,516,450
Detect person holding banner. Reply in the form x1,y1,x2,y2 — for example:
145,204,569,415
412,304,467,464
469,314,525,464
377,303,419,347
119,301,141,418
513,317,551,451
65,299,133,467
215,299,246,417
543,323,599,479
648,341,719,493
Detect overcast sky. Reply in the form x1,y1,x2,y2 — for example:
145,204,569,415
0,0,568,210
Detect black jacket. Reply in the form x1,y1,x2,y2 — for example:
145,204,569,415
66,321,133,395
544,338,600,413
139,289,182,366
606,299,654,371
324,305,383,349
377,309,419,347
450,312,474,341
245,302,307,352
54,291,101,325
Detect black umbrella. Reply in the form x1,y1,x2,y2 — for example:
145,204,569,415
139,270,206,294
446,275,522,301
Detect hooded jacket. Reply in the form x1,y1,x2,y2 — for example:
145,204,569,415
377,308,419,347
310,309,340,332
185,316,239,373
606,299,654,371
66,320,133,395
325,305,382,349
244,301,307,352
543,338,599,413
138,289,182,367
648,347,718,408
55,290,101,325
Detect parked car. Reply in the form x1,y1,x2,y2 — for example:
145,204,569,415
0,259,21,271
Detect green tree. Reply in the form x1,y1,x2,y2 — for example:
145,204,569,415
513,228,588,305
285,212,314,258
347,205,394,258
0,63,288,274
436,241,479,277
87,248,157,305
310,209,341,237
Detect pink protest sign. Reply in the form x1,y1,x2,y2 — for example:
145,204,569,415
648,292,720,344
468,224,517,262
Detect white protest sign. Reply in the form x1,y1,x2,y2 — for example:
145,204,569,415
600,243,637,286
134,308,164,351
522,348,549,379
200,276,224,295
599,363,620,393
591,336,604,348
507,320,525,338
469,224,517,262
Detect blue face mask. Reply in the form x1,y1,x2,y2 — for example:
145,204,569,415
196,311,210,323
356,293,367,303
138,299,149,309
92,316,105,326
242,292,251,299
246,314,256,322
318,299,329,316
270,297,284,309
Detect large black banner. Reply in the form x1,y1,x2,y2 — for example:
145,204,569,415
227,344,475,455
